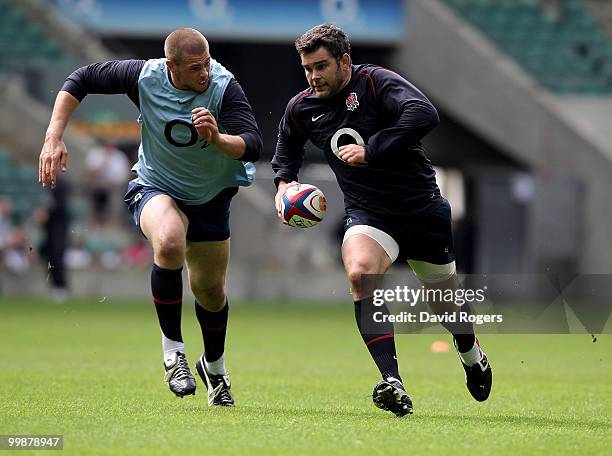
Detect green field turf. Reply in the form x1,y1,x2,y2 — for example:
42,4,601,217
0,297,610,455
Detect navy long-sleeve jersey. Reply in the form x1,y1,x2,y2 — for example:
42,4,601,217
62,59,262,163
272,64,441,216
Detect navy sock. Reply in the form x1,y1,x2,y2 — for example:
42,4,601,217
354,298,402,382
439,303,476,352
195,300,229,362
453,333,476,353
151,264,183,342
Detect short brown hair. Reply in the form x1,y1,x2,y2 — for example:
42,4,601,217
164,28,208,64
294,23,350,61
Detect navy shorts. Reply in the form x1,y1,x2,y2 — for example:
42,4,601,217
123,180,238,242
342,198,455,264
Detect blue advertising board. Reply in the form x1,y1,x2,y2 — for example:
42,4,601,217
50,0,404,43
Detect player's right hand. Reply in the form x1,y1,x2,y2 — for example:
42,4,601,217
39,135,68,188
274,180,299,224
191,107,219,145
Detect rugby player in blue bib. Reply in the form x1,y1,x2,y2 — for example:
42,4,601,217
39,28,262,407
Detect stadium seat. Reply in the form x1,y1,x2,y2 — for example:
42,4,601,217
443,0,612,95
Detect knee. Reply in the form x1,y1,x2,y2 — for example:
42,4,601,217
346,261,377,297
153,232,185,264
192,281,226,310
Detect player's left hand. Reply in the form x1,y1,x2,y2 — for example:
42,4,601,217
338,144,367,165
192,107,219,145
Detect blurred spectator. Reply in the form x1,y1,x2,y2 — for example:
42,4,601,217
0,197,31,276
35,175,71,301
86,140,130,228
121,236,151,267
0,197,11,252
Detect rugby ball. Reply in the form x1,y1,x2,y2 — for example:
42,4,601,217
281,183,327,228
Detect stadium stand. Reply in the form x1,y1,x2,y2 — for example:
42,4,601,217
2,0,612,298
0,0,113,188
394,0,612,273
0,0,75,72
444,0,612,94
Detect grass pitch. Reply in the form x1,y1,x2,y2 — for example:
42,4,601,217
1,297,610,455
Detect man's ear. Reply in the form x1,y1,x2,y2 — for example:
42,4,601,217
341,53,351,70
166,59,174,72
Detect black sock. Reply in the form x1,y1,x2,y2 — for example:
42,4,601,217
440,304,476,352
354,298,401,382
453,333,476,353
195,300,229,362
151,264,183,343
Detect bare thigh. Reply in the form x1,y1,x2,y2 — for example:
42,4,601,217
140,194,188,269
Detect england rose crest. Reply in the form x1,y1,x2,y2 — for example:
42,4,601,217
346,92,359,111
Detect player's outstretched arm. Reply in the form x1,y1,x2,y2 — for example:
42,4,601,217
39,91,79,188
40,60,143,188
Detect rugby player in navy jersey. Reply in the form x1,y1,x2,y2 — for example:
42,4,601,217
39,28,262,406
272,24,492,416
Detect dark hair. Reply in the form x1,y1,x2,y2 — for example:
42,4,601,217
294,23,350,61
